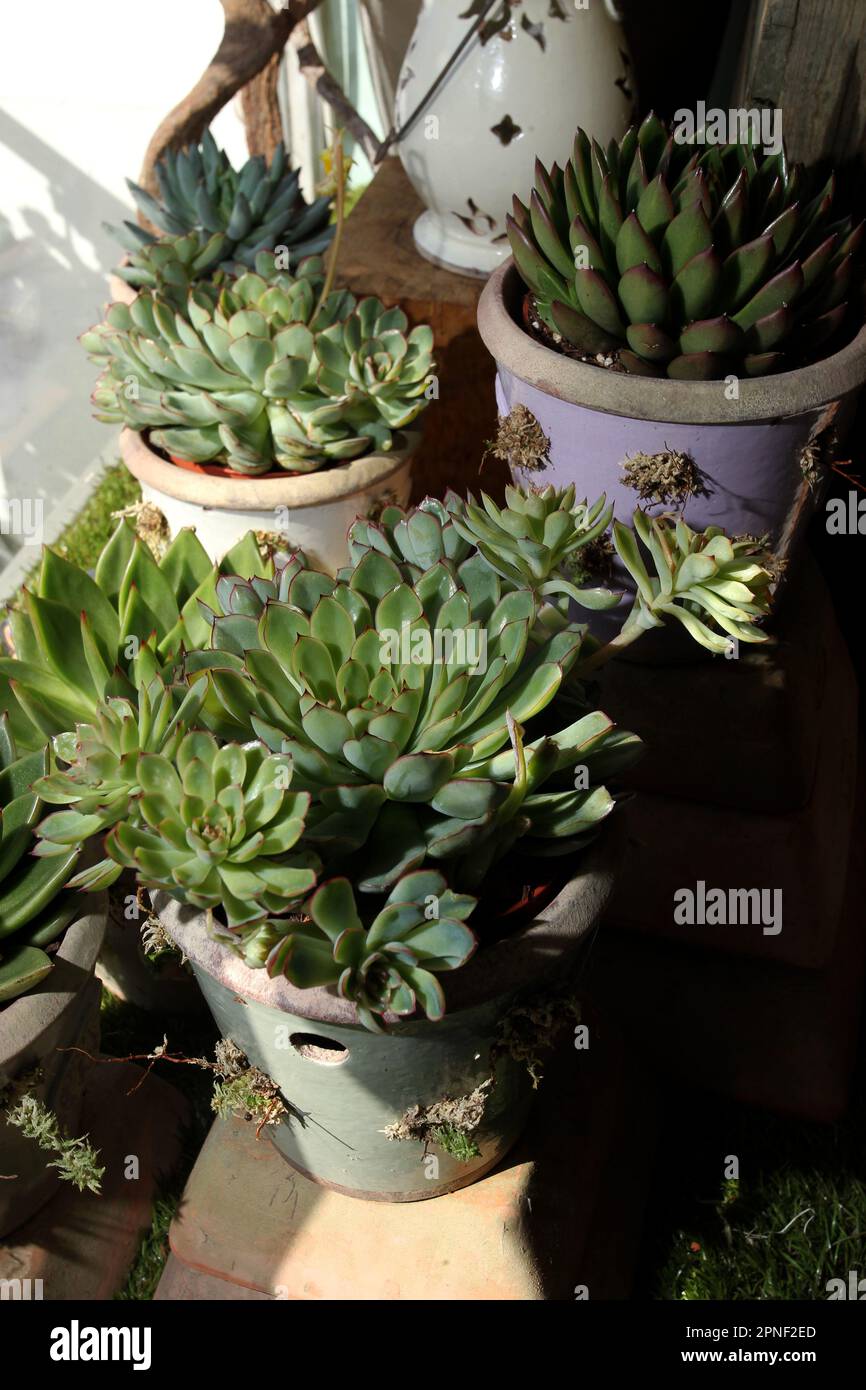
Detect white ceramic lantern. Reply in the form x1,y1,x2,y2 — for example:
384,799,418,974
396,0,634,277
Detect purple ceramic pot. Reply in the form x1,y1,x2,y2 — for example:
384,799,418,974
478,263,866,655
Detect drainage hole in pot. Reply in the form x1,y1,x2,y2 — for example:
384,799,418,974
289,1033,349,1065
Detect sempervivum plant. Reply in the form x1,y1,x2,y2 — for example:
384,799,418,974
0,519,268,751
97,735,319,928
350,484,618,611
107,129,334,280
267,873,478,1032
32,676,207,889
0,720,86,1003
189,487,771,893
83,253,435,474
508,112,864,378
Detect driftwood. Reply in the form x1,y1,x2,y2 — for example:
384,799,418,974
138,0,325,198
241,49,285,160
137,0,390,205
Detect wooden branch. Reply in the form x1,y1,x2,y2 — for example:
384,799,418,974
290,17,385,166
139,0,325,198
241,49,284,160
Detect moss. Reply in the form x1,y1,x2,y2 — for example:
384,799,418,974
486,404,551,471
384,1079,491,1162
565,532,616,586
112,499,171,559
0,1082,104,1194
494,989,582,1087
53,463,141,569
210,1039,286,1127
731,532,787,584
621,448,707,509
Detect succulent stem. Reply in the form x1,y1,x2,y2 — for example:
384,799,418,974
314,129,346,322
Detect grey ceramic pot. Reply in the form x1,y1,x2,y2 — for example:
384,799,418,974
157,834,618,1202
0,900,107,1237
478,263,866,649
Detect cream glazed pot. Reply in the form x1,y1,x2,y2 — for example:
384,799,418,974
120,427,418,573
395,0,634,277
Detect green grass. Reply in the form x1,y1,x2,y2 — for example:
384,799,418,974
53,463,140,570
638,1063,866,1300
114,1196,179,1301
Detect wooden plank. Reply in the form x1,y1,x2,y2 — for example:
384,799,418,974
735,0,866,165
337,158,506,504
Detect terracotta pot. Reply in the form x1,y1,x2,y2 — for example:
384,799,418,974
478,262,866,652
107,259,136,307
0,900,107,1237
120,427,420,572
156,831,620,1202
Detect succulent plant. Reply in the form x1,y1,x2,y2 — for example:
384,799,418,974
0,520,270,751
102,734,318,927
107,130,334,280
189,544,640,892
345,484,615,607
33,676,208,889
0,719,87,1004
11,483,776,1029
110,230,230,309
603,510,774,661
508,112,864,377
264,872,478,1032
83,254,435,475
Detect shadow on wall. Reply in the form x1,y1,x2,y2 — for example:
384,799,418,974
0,108,134,565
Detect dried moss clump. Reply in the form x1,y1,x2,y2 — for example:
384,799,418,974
383,1079,491,1162
487,404,551,471
732,532,787,584
620,448,707,509
211,1039,286,1127
494,991,582,1088
112,500,171,559
1,1080,104,1194
253,530,291,561
564,531,616,586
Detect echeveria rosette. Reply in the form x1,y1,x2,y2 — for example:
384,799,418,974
190,543,639,892
447,485,618,613
581,509,774,668
83,253,435,476
345,484,617,618
103,734,319,928
0,517,270,752
107,129,334,278
507,111,864,378
0,718,85,1004
32,676,208,890
108,230,231,310
265,871,478,1032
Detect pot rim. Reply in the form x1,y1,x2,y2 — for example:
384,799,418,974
156,826,621,1029
0,900,107,1069
120,426,420,512
477,261,866,425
